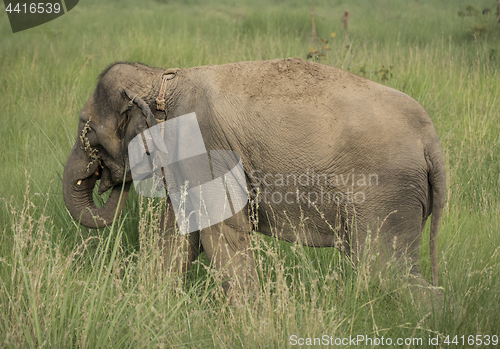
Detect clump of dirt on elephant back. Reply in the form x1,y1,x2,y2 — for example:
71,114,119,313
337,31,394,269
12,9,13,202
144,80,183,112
217,57,369,102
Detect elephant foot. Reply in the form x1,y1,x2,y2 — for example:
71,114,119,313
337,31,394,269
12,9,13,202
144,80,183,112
200,212,259,305
405,273,444,317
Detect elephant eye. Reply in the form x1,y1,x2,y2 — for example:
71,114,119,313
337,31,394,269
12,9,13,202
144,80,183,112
80,119,100,152
81,126,99,147
87,128,100,146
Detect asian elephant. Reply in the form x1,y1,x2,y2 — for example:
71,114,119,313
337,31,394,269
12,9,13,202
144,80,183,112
62,57,445,298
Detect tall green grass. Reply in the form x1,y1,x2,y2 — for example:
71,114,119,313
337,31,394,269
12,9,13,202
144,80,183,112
1,0,499,347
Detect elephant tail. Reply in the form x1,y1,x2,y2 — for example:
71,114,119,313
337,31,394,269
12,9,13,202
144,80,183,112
426,141,446,287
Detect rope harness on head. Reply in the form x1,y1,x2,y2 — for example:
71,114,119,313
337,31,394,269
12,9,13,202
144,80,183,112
80,67,181,182
156,68,180,112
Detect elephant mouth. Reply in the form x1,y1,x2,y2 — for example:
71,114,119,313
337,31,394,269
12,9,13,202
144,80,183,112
78,162,119,196
78,164,101,186
63,154,131,229
94,164,102,179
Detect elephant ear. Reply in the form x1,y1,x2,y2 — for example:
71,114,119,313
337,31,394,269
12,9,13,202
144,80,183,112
121,89,158,129
120,89,160,169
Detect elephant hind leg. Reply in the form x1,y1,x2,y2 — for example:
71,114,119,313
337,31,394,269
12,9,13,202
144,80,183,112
348,205,425,282
200,210,259,301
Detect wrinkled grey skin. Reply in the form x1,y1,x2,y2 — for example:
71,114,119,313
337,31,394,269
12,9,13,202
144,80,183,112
63,58,445,297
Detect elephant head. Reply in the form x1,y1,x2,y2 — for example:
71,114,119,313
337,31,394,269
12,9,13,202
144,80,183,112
63,63,173,228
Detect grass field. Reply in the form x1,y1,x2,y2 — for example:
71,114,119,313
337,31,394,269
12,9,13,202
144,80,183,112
1,0,500,347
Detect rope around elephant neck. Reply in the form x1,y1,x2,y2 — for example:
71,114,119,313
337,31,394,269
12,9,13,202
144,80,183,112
154,68,179,193
155,68,180,111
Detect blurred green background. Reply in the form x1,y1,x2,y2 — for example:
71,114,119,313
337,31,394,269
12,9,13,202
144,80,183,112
1,0,499,347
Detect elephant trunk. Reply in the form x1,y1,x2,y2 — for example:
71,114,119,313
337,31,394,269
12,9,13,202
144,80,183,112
62,143,130,229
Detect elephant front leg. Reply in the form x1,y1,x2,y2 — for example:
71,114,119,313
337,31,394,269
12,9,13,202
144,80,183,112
200,211,259,302
159,201,202,277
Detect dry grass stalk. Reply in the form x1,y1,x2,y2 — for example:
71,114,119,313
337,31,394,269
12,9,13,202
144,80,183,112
310,0,317,38
341,10,350,31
